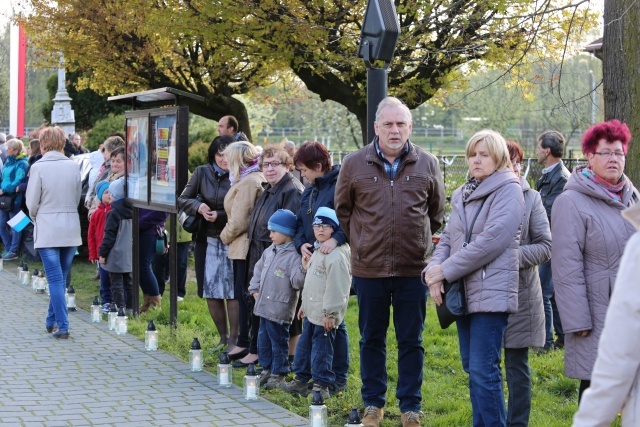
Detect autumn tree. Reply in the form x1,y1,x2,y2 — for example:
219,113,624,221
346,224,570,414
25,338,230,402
24,0,599,144
602,0,640,183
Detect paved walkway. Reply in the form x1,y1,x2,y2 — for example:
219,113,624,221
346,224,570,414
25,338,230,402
0,270,308,426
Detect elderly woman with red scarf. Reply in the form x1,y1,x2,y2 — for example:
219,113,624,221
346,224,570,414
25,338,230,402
552,120,639,402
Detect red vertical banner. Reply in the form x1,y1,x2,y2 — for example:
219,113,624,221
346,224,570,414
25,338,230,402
17,21,26,138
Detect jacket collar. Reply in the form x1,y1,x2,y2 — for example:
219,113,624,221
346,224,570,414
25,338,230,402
364,137,418,166
313,165,340,188
566,165,636,207
38,151,69,162
263,172,293,193
466,169,519,202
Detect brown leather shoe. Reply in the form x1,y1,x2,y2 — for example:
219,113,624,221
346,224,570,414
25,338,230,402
401,411,422,426
139,294,150,313
362,406,383,427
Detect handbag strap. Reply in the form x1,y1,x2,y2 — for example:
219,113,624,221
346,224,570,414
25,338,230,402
463,198,486,246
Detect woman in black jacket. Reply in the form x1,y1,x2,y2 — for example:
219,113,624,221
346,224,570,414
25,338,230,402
178,135,234,350
232,145,304,369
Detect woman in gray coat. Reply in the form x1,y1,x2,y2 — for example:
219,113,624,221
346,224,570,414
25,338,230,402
424,130,524,427
552,120,639,402
504,141,551,426
26,126,82,339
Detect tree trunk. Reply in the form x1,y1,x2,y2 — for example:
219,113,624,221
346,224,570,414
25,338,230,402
603,0,640,184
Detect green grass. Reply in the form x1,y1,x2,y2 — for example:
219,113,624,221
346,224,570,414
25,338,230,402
10,256,612,426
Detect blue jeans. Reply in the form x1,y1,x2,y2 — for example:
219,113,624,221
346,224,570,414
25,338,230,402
353,276,426,413
41,247,76,332
257,318,290,375
333,320,349,385
294,318,336,387
139,233,160,297
539,260,564,347
457,312,509,427
0,205,23,253
504,347,531,427
99,264,112,305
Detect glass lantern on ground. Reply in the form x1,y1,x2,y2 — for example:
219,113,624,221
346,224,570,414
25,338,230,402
31,268,39,291
35,271,47,294
66,285,77,311
345,408,364,427
108,304,118,330
91,297,101,322
309,391,328,427
244,363,259,400
217,352,232,388
145,320,158,351
19,264,30,285
16,261,24,277
116,307,127,335
189,338,203,371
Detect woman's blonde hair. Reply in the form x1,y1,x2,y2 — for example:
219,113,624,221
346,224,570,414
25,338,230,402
223,141,260,181
465,129,512,172
259,144,292,168
39,126,66,152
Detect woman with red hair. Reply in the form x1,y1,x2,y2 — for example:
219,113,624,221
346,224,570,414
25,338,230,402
552,119,639,402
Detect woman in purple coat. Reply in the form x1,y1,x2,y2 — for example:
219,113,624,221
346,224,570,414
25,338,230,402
551,120,639,402
424,130,524,427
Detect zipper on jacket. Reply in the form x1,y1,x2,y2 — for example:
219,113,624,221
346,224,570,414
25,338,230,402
390,179,395,275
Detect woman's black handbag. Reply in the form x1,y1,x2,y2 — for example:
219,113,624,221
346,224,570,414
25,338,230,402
435,198,486,329
436,279,466,329
178,207,202,233
0,193,16,211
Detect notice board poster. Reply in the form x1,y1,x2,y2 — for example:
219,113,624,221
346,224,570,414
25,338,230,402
125,116,148,199
150,114,177,204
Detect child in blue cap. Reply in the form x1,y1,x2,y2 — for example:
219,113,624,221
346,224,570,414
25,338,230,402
248,209,306,390
281,207,351,399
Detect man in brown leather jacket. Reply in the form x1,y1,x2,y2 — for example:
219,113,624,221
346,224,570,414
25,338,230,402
335,96,445,427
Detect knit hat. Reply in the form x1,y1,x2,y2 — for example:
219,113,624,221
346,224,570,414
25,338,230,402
109,177,126,200
95,180,110,202
268,209,297,237
313,207,339,230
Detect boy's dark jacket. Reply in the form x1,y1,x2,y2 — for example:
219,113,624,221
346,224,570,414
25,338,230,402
99,198,133,273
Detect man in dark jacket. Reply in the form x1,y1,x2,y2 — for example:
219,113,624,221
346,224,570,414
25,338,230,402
335,97,445,427
536,130,571,351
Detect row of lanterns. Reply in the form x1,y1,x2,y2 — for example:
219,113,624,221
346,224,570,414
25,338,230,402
16,263,48,293
15,263,362,426
89,297,158,351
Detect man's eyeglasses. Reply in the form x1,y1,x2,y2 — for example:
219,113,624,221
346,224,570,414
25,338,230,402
312,224,333,230
262,161,282,168
594,151,626,159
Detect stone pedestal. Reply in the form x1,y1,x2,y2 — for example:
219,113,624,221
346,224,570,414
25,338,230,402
50,61,75,137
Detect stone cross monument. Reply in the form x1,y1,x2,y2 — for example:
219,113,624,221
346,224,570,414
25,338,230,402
50,57,75,137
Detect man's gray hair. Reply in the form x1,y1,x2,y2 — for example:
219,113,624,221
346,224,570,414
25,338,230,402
375,97,412,124
0,133,5,144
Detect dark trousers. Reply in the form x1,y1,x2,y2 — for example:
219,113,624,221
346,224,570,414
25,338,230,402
539,260,564,347
333,320,349,385
353,276,426,413
138,233,160,297
99,264,112,305
154,241,189,297
234,259,251,348
257,318,290,375
505,347,531,427
294,318,336,387
108,271,133,310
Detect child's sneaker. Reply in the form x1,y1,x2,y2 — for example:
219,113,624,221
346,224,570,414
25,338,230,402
280,378,310,396
263,374,285,390
259,369,271,386
101,303,111,314
311,384,330,400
